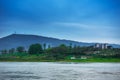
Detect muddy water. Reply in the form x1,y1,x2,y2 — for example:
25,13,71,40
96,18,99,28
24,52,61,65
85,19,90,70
0,62,120,80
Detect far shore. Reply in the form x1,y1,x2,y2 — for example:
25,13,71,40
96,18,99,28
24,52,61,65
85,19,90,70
0,58,120,62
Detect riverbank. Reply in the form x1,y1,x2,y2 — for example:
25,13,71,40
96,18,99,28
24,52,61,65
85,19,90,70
0,57,120,62
0,52,120,62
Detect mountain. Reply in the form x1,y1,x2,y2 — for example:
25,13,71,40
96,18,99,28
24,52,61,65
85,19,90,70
0,34,119,50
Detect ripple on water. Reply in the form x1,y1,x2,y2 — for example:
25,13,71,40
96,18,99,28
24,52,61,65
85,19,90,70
1,75,45,79
1,71,33,74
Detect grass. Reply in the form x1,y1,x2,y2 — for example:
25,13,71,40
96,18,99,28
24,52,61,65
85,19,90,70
63,58,120,62
0,53,120,62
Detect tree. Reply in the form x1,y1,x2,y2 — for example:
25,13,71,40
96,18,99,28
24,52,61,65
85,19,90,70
69,43,72,54
48,44,69,55
1,49,8,54
9,48,15,53
48,44,51,49
72,46,86,55
46,44,69,60
28,43,43,54
43,43,46,50
58,44,69,54
16,46,25,53
69,43,72,49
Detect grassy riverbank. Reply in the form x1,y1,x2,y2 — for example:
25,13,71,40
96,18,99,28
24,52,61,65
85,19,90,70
0,59,120,62
0,58,120,62
1,43,120,62
0,52,120,62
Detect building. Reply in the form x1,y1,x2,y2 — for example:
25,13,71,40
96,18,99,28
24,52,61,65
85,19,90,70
101,44,108,49
94,43,108,49
94,43,101,48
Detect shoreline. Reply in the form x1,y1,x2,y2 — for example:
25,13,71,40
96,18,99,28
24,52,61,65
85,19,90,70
0,58,120,62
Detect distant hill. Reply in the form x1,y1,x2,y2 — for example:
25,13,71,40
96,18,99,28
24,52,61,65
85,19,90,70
0,34,119,50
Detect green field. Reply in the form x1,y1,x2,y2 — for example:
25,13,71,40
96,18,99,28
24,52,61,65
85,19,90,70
0,53,120,62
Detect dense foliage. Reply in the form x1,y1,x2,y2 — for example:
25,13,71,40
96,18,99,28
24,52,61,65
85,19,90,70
28,43,43,54
16,46,25,53
0,43,120,61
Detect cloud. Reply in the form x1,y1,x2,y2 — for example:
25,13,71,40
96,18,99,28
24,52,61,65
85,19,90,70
52,22,120,40
53,22,114,30
0,0,119,44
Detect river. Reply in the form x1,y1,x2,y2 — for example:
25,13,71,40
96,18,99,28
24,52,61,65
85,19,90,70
0,62,120,80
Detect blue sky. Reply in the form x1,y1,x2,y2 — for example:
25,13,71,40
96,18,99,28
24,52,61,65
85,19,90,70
0,0,120,44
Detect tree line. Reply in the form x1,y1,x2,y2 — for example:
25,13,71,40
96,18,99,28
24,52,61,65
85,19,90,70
0,43,120,60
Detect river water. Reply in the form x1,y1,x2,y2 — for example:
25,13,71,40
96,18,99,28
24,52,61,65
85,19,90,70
0,62,120,80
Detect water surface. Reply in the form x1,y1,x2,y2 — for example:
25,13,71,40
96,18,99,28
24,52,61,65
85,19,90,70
0,62,120,80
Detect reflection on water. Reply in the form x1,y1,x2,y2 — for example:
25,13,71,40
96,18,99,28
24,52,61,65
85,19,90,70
0,62,120,80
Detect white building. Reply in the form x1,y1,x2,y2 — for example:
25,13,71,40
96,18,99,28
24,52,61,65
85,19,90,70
94,43,108,49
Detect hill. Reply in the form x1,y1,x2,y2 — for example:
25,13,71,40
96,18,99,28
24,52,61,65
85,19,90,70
0,34,119,50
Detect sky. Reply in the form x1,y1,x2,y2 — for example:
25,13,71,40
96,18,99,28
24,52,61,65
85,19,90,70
0,0,120,44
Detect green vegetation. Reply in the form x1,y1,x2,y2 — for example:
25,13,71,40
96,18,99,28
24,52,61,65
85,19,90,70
28,43,43,54
0,43,120,62
16,46,25,53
